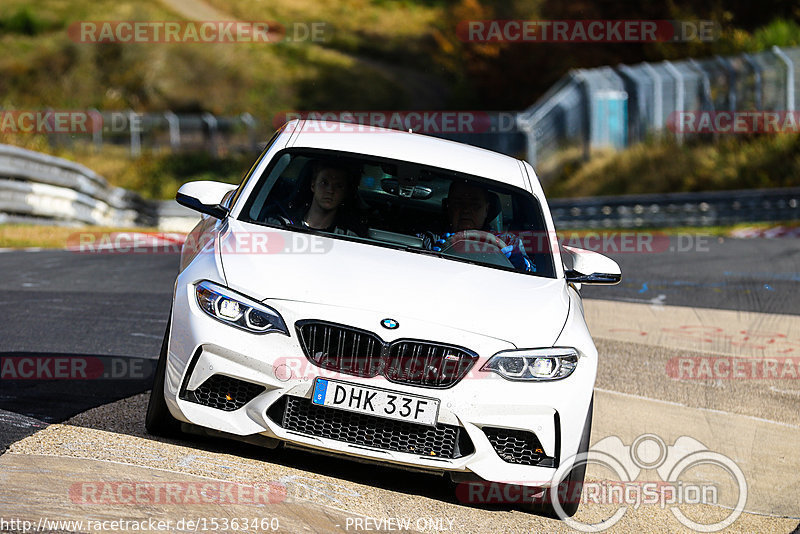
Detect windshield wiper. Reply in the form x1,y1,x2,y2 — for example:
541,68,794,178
402,245,444,257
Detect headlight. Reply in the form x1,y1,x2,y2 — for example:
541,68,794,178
481,348,578,381
195,280,289,335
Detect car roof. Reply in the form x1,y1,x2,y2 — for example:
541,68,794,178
284,119,531,191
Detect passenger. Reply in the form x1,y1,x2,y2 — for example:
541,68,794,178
302,163,353,231
276,161,365,236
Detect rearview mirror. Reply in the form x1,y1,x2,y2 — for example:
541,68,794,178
562,245,621,285
176,181,237,219
380,178,433,199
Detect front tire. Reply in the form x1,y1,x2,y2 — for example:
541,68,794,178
145,317,183,437
524,396,593,518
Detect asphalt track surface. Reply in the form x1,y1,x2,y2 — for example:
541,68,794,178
0,238,799,532
580,235,800,315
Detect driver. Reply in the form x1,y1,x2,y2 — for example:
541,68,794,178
428,180,535,272
447,180,492,232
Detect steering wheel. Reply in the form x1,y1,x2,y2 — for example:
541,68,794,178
437,230,508,254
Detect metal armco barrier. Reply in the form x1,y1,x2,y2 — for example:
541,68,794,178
0,144,156,226
157,199,201,232
549,187,800,229
0,143,796,231
518,46,800,182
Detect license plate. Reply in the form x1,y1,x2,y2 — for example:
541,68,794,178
311,378,439,426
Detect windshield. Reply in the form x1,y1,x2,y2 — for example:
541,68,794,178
239,149,556,278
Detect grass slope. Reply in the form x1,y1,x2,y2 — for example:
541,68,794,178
547,134,800,198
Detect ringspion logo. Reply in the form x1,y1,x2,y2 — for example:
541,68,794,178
458,434,747,532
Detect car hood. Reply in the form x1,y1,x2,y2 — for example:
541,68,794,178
218,221,570,346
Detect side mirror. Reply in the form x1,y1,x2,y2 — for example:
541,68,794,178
562,245,621,285
176,181,237,219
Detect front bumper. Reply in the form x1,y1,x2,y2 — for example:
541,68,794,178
164,280,597,487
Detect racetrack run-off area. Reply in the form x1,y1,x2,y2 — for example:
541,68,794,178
0,238,798,533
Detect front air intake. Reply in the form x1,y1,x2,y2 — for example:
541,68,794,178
267,395,475,459
482,427,556,467
180,374,265,411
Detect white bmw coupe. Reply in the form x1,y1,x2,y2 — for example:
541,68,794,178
146,120,620,517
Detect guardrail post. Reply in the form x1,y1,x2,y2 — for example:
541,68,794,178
89,108,103,150
663,61,684,143
128,110,141,157
642,63,664,134
772,46,795,111
689,59,716,141
715,56,737,111
44,107,58,149
164,111,181,151
202,112,219,157
743,53,763,110
689,59,714,111
240,112,257,152
616,64,641,145
526,122,538,167
513,113,537,166
575,73,592,161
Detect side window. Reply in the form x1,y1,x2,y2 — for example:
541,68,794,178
246,153,295,221
228,129,283,212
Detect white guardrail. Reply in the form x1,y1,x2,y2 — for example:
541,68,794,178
156,199,201,232
0,144,173,228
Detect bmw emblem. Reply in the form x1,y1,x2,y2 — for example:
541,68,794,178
381,318,399,330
